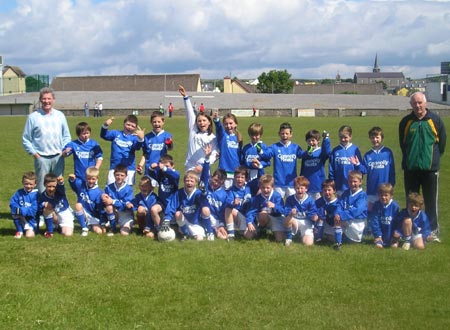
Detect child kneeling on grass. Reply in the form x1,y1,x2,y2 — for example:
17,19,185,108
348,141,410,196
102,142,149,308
38,173,74,237
10,171,39,239
245,174,285,242
69,167,105,236
391,192,431,250
102,164,135,236
284,176,318,247
161,170,214,241
127,175,160,238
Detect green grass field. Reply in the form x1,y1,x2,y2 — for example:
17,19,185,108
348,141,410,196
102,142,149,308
0,114,449,329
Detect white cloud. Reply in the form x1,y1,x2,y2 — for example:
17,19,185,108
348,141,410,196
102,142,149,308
0,0,449,79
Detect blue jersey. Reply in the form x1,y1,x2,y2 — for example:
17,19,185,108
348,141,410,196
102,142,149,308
300,137,331,194
393,208,431,239
200,161,230,221
164,188,209,225
241,142,270,180
69,177,104,218
284,194,318,221
246,190,284,225
362,146,396,196
104,182,134,212
225,179,259,214
316,196,338,227
128,191,159,212
10,188,39,220
100,126,142,171
329,143,363,191
214,119,241,173
142,130,173,174
38,183,71,214
148,166,180,207
63,138,103,180
334,188,367,221
260,141,303,188
369,199,399,245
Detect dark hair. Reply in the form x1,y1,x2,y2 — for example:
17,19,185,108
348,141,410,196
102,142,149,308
196,113,213,135
368,126,384,139
124,114,138,125
305,129,321,141
76,122,91,136
279,122,292,132
114,164,128,175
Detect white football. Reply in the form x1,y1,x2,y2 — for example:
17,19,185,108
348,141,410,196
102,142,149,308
158,228,176,242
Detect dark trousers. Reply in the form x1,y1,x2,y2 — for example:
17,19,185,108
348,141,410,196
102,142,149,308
403,170,439,231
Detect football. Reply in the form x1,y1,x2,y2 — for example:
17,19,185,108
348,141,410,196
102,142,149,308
158,228,176,242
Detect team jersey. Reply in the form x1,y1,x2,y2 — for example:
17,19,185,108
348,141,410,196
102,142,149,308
362,146,396,196
200,161,230,221
10,188,39,220
284,194,318,221
369,199,399,244
183,96,218,170
241,142,270,180
329,143,363,191
128,191,159,212
141,130,173,173
225,179,259,214
393,208,431,239
214,119,241,173
38,183,71,214
63,138,103,180
69,177,104,218
246,190,284,225
100,126,143,171
260,141,304,188
334,188,367,221
164,187,209,225
315,196,338,227
148,166,180,207
104,182,134,212
300,137,331,194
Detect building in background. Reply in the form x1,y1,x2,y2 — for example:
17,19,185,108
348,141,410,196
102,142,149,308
2,65,26,95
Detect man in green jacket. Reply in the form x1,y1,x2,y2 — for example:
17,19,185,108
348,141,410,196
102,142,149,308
399,92,446,242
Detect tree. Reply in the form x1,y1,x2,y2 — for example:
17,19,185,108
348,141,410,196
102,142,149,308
257,69,293,94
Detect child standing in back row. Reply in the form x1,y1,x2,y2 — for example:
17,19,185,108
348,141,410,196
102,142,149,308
329,125,364,195
62,122,103,182
178,85,218,173
213,111,242,189
361,126,396,211
241,123,271,181
100,115,145,185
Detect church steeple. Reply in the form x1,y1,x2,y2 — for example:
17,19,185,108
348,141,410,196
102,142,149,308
373,53,380,73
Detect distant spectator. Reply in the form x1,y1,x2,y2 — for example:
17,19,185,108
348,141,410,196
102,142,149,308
84,101,90,117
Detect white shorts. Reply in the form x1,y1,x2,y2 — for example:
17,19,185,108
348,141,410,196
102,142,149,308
57,208,74,228
269,215,286,232
107,169,136,186
308,192,321,201
343,219,366,242
210,214,224,229
275,187,295,199
85,212,102,226
117,210,134,228
177,214,206,238
224,173,234,190
292,218,314,238
235,211,248,231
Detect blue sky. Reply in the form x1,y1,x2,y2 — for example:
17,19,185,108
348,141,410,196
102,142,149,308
1,0,449,80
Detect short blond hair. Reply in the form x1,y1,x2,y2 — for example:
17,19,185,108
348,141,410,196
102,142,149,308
86,167,99,178
259,174,274,188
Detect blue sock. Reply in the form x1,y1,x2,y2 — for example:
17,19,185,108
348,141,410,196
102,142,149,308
107,212,116,233
144,214,153,231
13,218,24,233
179,225,190,236
75,211,88,230
44,216,54,234
201,216,213,234
316,221,324,240
285,228,293,240
335,226,343,244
